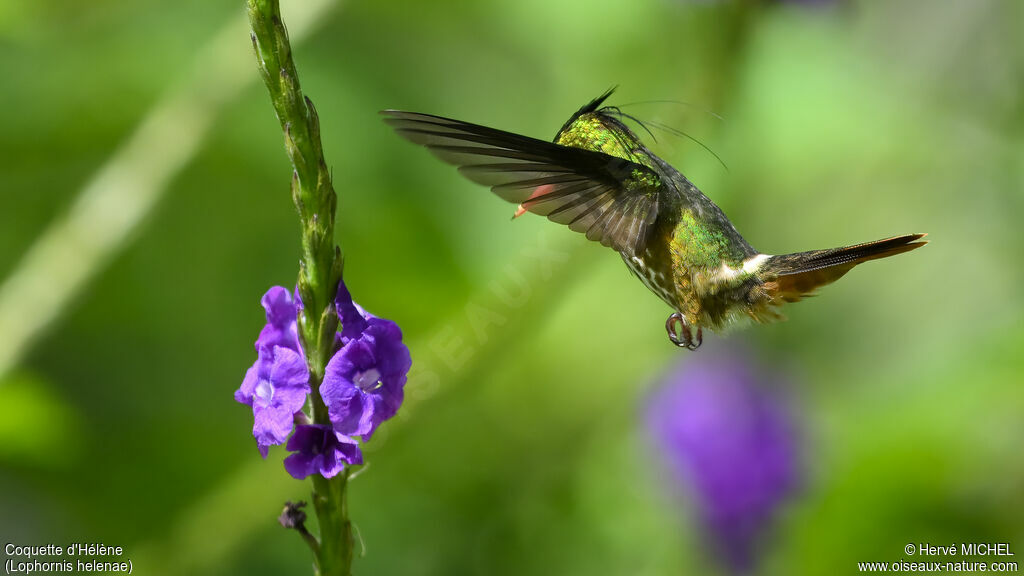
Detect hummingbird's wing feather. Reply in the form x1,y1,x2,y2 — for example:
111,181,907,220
381,110,660,257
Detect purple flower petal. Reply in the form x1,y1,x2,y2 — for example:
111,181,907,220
335,280,369,342
269,345,310,390
262,286,295,327
364,318,412,378
240,346,310,457
321,375,372,436
284,424,363,479
256,286,300,352
235,363,259,406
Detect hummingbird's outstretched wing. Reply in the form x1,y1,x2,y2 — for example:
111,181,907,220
382,110,661,257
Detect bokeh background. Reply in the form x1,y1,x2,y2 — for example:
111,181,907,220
1,0,1022,574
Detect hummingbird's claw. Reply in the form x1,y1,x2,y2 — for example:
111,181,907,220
665,313,686,347
666,313,701,351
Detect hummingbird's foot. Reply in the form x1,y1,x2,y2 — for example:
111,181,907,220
666,313,702,351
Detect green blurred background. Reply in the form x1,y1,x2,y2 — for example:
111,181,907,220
1,0,1021,574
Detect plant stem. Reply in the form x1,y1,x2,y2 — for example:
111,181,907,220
312,470,353,574
247,1,350,574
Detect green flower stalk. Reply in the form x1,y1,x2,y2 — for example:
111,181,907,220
247,0,342,382
247,0,347,573
240,0,411,569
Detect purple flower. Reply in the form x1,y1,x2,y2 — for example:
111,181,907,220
256,286,300,353
647,346,800,573
284,424,363,479
335,279,369,343
321,317,411,440
235,345,310,457
237,279,409,471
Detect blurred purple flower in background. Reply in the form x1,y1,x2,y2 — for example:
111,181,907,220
647,345,801,574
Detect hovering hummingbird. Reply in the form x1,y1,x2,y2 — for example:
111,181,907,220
382,89,926,350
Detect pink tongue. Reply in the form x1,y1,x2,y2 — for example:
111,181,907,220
512,184,555,219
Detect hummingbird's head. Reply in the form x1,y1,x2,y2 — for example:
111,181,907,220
554,88,649,165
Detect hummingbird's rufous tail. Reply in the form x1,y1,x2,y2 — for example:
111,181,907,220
760,233,928,303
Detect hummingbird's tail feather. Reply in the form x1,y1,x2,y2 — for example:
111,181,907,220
761,233,927,303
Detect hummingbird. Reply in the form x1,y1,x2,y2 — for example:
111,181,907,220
382,89,927,349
